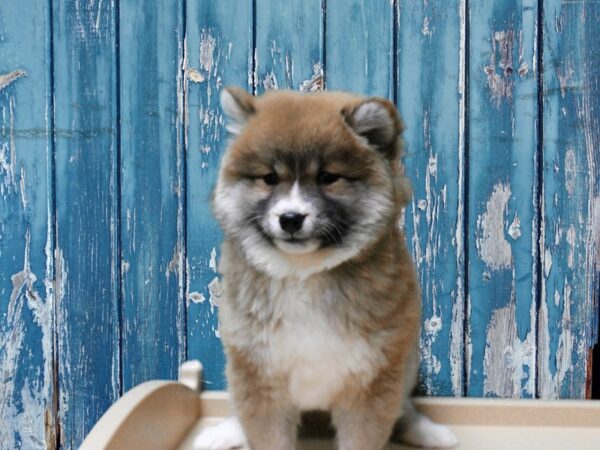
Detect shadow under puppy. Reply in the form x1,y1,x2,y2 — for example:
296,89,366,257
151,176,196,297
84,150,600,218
194,88,457,450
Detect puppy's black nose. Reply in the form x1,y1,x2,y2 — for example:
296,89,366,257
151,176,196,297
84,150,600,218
279,212,306,234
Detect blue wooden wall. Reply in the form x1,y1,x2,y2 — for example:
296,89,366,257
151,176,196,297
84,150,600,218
1,0,598,448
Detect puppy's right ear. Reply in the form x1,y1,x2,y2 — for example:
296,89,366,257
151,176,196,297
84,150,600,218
221,87,255,135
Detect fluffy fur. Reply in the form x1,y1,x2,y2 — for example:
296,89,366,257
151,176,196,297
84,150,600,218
195,88,457,450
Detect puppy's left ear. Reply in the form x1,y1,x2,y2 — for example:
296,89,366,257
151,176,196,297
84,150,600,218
221,86,255,135
342,98,404,156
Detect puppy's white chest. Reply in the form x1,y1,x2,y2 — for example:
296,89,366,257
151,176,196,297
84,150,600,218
266,281,378,410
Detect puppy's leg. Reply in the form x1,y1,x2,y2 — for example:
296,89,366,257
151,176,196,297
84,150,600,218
332,391,402,450
333,410,396,450
194,398,298,450
237,402,299,450
225,346,299,450
393,400,458,448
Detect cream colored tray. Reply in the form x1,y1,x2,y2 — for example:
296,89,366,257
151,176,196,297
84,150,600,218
81,361,600,450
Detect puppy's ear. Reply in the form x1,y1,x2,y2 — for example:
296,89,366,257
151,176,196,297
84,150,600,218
221,87,255,135
342,98,404,154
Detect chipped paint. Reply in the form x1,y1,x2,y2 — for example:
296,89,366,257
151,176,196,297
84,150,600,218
450,285,465,396
19,166,28,210
476,183,512,270
566,225,576,269
422,16,432,36
424,315,443,335
483,301,535,397
209,247,218,272
420,347,442,376
165,243,182,279
484,31,514,107
1,231,52,448
187,67,205,83
1,268,27,449
564,148,577,196
176,26,187,365
465,294,473,389
262,71,278,90
518,62,529,77
544,248,553,277
207,277,222,309
187,292,206,305
421,314,443,376
538,283,574,398
508,213,521,240
199,31,216,73
185,257,192,306
1,96,18,195
298,63,324,93
0,69,26,91
537,297,552,397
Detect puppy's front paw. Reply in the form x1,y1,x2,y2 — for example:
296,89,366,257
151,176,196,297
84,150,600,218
193,417,249,450
396,412,458,448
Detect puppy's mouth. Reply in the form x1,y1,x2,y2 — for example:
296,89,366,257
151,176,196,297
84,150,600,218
273,237,321,254
282,237,308,244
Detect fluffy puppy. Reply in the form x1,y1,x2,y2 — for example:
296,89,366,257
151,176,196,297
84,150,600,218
194,88,457,450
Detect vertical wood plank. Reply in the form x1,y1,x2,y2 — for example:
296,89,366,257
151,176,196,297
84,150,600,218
53,0,120,446
119,0,185,391
539,0,600,399
0,1,55,448
325,0,394,96
185,0,253,390
467,0,538,397
397,0,466,396
255,0,324,93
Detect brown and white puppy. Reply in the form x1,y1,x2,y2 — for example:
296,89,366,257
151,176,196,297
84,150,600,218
194,88,457,450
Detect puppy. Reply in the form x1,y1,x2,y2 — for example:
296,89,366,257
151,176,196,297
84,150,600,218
194,88,457,450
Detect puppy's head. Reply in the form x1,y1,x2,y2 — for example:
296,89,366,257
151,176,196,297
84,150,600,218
214,87,408,278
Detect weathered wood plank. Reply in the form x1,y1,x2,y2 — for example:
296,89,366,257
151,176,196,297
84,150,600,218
325,0,394,96
185,0,253,390
255,0,324,93
539,0,600,399
466,0,539,397
119,0,185,391
0,1,55,448
397,0,466,396
53,0,120,446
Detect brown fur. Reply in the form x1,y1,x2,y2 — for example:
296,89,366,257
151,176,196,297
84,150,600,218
214,88,420,450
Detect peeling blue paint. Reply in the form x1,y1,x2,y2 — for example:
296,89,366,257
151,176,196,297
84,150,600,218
0,1,598,449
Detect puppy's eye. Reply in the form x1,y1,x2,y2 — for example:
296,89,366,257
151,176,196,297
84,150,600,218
262,173,279,186
317,171,340,185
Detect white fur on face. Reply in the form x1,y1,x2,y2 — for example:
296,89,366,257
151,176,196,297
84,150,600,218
267,183,314,231
265,183,319,254
240,188,391,279
274,238,321,254
213,164,395,279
